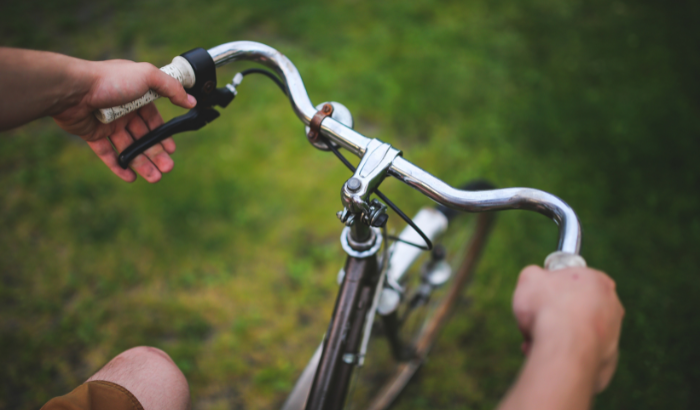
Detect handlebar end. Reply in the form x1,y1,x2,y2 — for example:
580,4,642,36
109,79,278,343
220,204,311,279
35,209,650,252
544,251,587,271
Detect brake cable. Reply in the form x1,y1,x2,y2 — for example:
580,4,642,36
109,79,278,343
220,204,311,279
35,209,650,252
238,68,288,95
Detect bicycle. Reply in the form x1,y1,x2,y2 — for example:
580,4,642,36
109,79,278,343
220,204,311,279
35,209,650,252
97,41,587,410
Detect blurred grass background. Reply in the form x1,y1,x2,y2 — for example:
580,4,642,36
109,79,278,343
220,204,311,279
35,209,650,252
1,0,699,409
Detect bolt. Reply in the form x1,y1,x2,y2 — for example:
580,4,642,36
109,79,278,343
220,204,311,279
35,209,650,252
346,178,362,192
322,103,333,114
202,80,215,94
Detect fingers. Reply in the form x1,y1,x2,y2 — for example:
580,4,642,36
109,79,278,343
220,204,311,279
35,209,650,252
595,277,624,393
127,108,174,176
107,106,174,183
512,265,546,334
595,350,619,392
109,126,162,183
138,102,176,154
141,63,197,109
90,102,175,183
162,136,177,154
86,138,136,183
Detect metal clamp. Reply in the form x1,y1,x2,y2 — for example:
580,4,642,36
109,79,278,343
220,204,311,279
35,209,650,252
304,102,354,151
341,139,402,215
307,103,334,145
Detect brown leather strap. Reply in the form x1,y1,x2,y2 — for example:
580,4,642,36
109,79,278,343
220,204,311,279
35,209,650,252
307,103,334,144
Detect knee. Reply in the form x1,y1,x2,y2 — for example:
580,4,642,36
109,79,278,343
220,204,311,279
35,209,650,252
119,346,175,364
89,346,190,410
111,346,184,382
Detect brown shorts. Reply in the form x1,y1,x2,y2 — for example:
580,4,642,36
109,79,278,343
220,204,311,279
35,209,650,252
41,381,144,410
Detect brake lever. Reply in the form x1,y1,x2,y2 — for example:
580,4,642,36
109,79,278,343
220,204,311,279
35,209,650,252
116,86,235,169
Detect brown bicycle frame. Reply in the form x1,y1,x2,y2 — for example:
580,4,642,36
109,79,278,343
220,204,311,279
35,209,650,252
304,252,379,410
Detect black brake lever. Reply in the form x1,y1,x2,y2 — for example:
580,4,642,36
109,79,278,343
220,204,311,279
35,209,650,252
116,86,235,169
117,106,219,169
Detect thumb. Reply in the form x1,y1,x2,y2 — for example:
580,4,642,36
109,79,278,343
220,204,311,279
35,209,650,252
143,63,197,109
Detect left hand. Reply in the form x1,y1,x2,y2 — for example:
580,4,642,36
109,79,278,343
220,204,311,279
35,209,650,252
53,59,196,183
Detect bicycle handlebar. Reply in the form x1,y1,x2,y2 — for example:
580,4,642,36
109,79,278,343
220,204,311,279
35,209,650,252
98,41,584,261
208,41,582,256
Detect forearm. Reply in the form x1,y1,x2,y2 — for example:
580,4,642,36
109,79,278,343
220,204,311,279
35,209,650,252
0,48,94,131
498,331,599,410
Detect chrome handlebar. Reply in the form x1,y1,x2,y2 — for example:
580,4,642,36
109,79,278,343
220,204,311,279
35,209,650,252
208,41,583,256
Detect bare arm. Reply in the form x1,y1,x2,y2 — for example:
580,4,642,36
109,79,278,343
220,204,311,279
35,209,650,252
0,48,91,128
0,47,196,182
498,266,624,410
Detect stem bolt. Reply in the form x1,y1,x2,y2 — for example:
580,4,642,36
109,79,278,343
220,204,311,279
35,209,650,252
347,178,362,192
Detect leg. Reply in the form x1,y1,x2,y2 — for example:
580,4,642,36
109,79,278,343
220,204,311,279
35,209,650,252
86,346,191,410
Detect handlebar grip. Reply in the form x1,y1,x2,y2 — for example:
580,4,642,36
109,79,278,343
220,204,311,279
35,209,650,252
544,251,587,271
94,56,197,124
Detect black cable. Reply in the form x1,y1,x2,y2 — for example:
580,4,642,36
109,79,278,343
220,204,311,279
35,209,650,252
386,234,432,249
327,140,357,172
374,190,433,251
239,68,287,95
325,139,433,251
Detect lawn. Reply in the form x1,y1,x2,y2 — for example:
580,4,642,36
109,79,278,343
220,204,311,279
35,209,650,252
1,0,699,409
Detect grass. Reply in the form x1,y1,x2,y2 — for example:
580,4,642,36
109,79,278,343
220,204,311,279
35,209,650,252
1,0,699,409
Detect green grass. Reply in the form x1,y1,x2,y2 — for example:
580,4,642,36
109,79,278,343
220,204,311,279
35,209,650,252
1,0,699,409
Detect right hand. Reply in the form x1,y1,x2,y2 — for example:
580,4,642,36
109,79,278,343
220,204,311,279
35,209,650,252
512,265,625,392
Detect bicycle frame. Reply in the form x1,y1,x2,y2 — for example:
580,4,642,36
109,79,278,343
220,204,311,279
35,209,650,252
306,253,379,410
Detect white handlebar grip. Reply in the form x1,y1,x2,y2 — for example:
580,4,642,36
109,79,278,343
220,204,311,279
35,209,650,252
544,251,587,271
94,56,197,124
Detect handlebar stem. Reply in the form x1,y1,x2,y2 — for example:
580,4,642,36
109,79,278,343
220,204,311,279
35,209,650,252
341,139,402,214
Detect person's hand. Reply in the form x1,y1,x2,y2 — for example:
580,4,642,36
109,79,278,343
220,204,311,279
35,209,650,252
512,265,624,393
52,59,196,183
